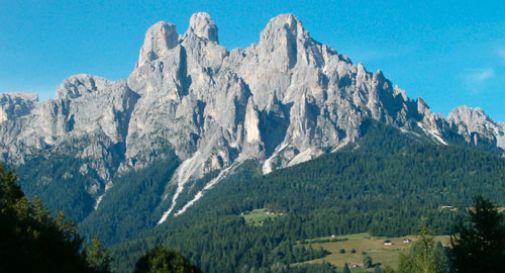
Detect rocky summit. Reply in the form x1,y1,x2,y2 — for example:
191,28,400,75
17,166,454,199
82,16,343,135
1,12,503,223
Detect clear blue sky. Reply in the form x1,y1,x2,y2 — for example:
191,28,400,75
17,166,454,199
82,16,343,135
1,0,505,120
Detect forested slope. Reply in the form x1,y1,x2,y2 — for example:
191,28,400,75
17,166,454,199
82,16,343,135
108,123,505,273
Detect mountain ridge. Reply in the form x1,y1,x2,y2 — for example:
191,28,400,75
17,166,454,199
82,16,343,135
1,12,503,224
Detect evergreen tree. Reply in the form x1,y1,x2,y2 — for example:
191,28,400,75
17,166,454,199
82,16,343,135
398,228,449,273
85,238,113,273
363,255,373,268
432,242,449,273
133,247,201,273
0,165,107,273
449,196,505,273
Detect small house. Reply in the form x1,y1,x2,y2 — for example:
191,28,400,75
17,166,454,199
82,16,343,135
384,240,393,246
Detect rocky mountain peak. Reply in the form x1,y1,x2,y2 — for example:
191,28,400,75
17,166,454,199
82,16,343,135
2,12,505,223
186,12,219,43
416,97,430,114
56,74,112,99
259,13,309,55
249,13,327,75
448,106,505,148
0,93,38,123
261,13,306,42
449,106,493,125
137,21,179,67
0,92,38,103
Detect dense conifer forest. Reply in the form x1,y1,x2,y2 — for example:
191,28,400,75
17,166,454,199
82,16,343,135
103,124,505,273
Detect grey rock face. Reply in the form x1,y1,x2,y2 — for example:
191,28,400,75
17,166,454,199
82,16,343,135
0,93,38,123
137,21,179,68
1,13,503,221
186,12,219,43
448,106,505,149
1,74,138,196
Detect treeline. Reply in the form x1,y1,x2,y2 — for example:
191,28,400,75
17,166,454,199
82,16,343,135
0,165,199,273
7,122,505,273
0,164,103,273
108,124,505,273
135,195,504,273
393,196,505,273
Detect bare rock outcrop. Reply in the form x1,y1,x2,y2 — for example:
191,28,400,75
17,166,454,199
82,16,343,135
1,13,503,221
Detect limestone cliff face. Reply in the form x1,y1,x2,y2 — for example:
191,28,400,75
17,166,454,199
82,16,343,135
1,13,502,221
0,75,139,197
448,106,505,149
0,93,37,123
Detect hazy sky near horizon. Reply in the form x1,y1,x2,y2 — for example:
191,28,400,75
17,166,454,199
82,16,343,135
1,0,505,120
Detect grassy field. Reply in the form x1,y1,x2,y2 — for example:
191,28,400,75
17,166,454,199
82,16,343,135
303,233,449,271
240,208,282,227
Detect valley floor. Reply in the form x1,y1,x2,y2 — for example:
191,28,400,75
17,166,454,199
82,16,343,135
302,233,449,271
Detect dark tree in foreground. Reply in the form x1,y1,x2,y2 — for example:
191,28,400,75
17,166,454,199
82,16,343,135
450,196,505,273
342,263,351,273
363,255,373,268
0,165,109,273
398,227,449,273
133,247,201,273
85,238,113,273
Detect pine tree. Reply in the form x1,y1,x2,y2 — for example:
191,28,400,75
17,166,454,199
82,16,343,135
450,196,505,273
0,165,106,273
398,227,449,273
133,247,201,273
85,238,112,273
363,255,373,268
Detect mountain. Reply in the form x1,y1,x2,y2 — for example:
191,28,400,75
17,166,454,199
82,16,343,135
1,12,504,230
448,106,505,150
108,124,505,273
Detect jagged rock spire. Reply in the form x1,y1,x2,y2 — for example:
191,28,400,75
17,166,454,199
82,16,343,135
0,93,38,123
260,13,306,42
186,12,218,43
137,21,179,67
2,12,505,224
449,106,505,148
